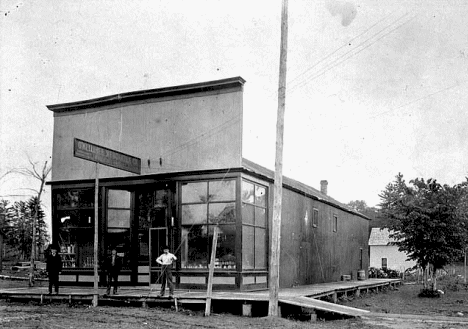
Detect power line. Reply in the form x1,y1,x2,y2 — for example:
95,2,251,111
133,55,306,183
289,13,416,94
161,115,241,158
338,81,464,130
287,10,397,87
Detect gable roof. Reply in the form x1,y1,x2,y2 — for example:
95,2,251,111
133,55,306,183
242,158,370,220
368,227,398,245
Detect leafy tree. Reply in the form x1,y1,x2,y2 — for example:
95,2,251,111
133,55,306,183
7,197,49,261
0,199,13,271
10,200,32,260
379,173,468,291
9,158,51,286
347,200,369,212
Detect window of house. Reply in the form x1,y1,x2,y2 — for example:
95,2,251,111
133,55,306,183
312,208,319,228
107,189,131,268
56,189,95,268
382,258,388,269
241,180,267,270
180,180,236,269
333,214,338,232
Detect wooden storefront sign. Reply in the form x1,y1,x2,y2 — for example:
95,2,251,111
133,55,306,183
74,138,141,174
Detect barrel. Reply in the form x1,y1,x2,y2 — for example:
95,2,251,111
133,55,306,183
357,269,366,281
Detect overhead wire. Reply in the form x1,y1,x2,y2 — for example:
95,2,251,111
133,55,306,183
288,13,416,94
337,81,464,131
287,10,397,88
161,115,241,158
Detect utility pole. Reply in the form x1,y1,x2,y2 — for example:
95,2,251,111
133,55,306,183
93,162,99,307
268,0,288,317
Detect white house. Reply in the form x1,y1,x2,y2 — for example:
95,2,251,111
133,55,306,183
368,228,417,271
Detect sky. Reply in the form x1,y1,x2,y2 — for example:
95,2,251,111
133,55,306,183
1,0,468,231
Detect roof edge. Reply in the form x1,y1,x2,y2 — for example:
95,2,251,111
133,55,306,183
241,158,371,220
47,76,246,113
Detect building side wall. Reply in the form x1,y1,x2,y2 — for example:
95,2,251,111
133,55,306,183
369,245,417,271
271,187,369,288
52,89,243,181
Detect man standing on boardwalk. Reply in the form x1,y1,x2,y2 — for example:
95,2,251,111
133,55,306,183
156,246,177,298
46,243,62,294
105,247,122,295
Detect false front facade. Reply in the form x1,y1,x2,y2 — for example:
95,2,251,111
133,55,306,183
47,77,369,290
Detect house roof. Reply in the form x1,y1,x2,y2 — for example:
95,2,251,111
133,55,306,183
46,76,246,113
368,227,397,245
242,158,370,220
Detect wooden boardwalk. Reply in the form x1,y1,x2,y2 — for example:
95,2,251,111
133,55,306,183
0,278,401,318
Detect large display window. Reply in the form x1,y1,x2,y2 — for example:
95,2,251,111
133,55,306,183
180,180,236,269
56,189,96,268
241,180,267,270
106,189,131,268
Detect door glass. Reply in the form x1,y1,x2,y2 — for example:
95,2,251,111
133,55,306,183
150,228,167,284
150,228,167,267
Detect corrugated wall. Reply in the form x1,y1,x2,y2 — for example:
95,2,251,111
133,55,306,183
270,187,369,288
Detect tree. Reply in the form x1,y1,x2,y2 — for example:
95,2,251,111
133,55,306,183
7,198,49,260
10,158,51,286
379,173,468,292
0,199,13,272
347,200,369,212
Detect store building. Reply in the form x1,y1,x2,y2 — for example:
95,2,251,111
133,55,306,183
47,77,370,290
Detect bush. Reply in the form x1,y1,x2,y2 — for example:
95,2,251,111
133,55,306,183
440,274,468,292
418,288,442,298
369,267,401,278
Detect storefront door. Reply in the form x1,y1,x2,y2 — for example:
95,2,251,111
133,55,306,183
149,227,168,287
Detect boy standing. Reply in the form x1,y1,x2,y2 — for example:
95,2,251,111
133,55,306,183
46,244,62,294
105,247,122,295
156,246,177,298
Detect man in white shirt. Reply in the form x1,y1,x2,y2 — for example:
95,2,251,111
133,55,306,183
156,246,177,298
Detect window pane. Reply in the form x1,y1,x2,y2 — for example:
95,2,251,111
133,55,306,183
242,203,254,225
255,207,266,227
138,231,149,262
241,181,255,204
58,210,94,228
255,185,266,206
182,182,208,203
255,228,266,269
182,204,207,225
58,227,94,268
57,189,94,208
108,189,131,208
242,226,254,270
209,180,236,202
108,209,131,228
209,225,236,269
107,228,130,268
209,202,236,224
313,209,318,227
181,225,208,268
77,228,94,268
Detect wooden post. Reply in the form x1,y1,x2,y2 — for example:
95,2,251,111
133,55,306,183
242,303,253,317
268,0,288,317
205,226,219,316
92,162,99,307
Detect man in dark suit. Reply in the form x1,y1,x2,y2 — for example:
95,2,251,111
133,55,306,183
46,243,62,294
105,247,122,295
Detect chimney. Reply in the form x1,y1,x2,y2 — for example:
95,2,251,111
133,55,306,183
320,180,328,195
